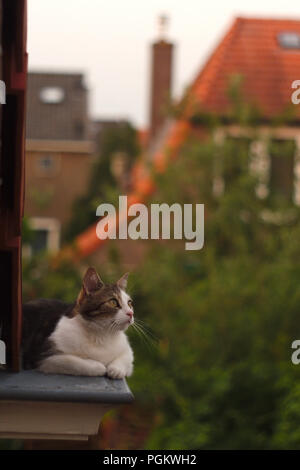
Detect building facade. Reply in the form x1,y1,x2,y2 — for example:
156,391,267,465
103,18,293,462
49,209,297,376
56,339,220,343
25,72,93,253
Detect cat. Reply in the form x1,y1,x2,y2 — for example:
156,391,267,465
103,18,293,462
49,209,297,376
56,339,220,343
22,267,134,379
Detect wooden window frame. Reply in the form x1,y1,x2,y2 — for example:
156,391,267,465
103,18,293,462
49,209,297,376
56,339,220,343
0,0,27,372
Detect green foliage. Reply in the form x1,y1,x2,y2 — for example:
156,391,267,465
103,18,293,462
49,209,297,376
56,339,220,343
64,122,140,242
22,254,81,303
126,117,300,449
22,216,35,244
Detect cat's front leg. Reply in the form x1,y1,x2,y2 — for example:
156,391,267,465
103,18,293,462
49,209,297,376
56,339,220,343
39,354,106,376
107,352,133,379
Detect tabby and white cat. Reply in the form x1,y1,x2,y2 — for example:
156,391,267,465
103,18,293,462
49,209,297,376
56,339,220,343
22,268,134,379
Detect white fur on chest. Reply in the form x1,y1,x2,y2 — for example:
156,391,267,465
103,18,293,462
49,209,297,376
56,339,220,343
49,316,131,366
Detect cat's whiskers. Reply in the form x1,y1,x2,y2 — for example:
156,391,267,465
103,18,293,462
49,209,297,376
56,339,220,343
131,321,157,351
134,319,158,342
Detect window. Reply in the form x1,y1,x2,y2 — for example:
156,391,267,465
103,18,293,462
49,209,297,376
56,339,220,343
278,32,300,49
27,217,60,255
269,139,296,202
35,154,60,177
30,229,48,255
39,86,65,104
39,155,54,170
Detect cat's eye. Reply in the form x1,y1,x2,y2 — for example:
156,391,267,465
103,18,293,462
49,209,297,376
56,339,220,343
107,298,119,308
128,299,133,308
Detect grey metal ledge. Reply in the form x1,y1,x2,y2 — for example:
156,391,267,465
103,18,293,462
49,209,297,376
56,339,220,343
0,370,134,404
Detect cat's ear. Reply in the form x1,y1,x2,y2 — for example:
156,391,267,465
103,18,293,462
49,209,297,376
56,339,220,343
82,267,104,295
76,268,103,307
117,272,130,290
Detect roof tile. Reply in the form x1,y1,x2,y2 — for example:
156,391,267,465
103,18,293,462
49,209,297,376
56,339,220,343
190,17,300,118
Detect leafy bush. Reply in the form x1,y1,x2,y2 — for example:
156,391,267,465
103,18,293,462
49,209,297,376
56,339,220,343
127,122,300,449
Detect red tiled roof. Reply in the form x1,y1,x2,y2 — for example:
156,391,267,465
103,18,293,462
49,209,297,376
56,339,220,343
153,17,300,171
190,17,300,118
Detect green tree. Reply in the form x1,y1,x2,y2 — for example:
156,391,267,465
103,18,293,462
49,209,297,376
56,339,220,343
125,100,300,449
22,253,81,303
64,122,140,242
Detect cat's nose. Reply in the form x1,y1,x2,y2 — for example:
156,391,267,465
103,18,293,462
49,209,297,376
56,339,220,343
126,311,133,319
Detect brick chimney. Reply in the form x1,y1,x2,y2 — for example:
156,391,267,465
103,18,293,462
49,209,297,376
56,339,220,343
149,15,173,140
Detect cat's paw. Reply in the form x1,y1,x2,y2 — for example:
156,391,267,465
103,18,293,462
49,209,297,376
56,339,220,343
106,364,126,379
85,360,106,376
38,355,107,376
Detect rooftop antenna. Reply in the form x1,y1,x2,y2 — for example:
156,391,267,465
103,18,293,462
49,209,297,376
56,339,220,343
158,14,169,41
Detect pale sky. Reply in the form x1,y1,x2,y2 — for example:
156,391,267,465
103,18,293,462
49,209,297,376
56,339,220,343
28,0,300,129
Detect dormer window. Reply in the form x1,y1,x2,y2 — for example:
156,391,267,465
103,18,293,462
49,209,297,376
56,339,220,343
269,139,296,202
39,86,65,104
278,32,300,49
